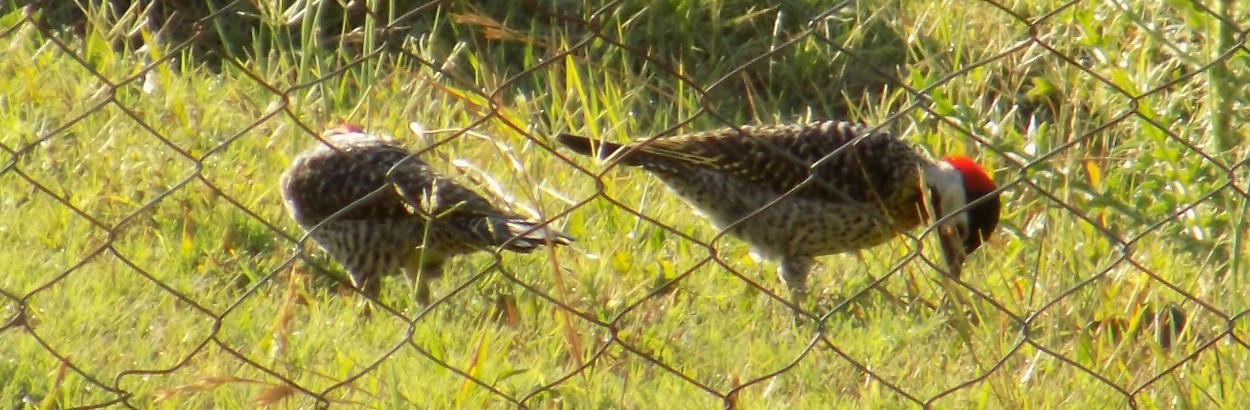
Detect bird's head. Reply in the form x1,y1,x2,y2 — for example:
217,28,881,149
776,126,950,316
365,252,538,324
924,155,1001,277
325,121,365,136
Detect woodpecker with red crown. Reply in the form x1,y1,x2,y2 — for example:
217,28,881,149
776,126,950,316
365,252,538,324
280,123,572,306
555,121,1001,305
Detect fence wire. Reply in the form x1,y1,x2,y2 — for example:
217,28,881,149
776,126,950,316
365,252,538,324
4,0,1250,408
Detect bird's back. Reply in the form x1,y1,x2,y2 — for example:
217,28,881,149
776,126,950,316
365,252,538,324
280,133,426,226
281,131,569,259
624,122,924,203
561,121,932,257
280,127,573,302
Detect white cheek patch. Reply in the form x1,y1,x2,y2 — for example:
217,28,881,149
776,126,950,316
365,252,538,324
926,163,970,229
939,185,968,228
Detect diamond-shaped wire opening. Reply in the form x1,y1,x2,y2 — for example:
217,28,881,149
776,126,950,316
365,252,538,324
1125,337,1247,408
370,265,614,407
1119,194,1242,307
604,262,823,388
563,190,729,297
136,342,332,407
1008,341,1137,406
210,265,414,392
0,167,110,296
1005,182,1127,302
21,251,219,404
815,276,1027,401
581,342,730,408
112,179,296,311
1021,255,1229,390
717,336,924,408
920,342,1040,408
0,325,127,407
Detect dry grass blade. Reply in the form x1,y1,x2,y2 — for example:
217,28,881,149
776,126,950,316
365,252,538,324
450,12,544,45
152,375,256,403
252,384,298,406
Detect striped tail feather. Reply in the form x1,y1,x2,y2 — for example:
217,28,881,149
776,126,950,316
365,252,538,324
497,219,574,253
555,134,642,165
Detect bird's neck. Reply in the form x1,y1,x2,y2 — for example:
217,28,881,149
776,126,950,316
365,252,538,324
920,163,969,227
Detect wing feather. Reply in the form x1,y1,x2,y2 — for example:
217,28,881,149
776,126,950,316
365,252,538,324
617,121,924,204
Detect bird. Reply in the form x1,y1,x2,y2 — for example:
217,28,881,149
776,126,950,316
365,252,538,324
555,120,1001,306
280,122,572,306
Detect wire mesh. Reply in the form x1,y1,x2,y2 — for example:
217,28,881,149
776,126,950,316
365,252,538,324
3,0,1250,408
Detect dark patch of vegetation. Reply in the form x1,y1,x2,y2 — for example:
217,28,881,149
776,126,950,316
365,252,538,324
21,0,908,120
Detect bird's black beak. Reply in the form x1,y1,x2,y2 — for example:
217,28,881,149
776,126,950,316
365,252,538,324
937,224,966,278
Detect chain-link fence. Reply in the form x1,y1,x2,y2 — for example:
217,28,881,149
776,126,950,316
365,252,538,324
4,0,1250,408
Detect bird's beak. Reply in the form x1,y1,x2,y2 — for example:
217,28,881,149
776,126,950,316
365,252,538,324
937,225,966,278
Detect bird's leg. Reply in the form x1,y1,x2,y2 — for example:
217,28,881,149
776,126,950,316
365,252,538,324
779,256,815,310
350,273,381,318
358,275,383,299
936,224,967,279
339,253,382,317
413,261,444,306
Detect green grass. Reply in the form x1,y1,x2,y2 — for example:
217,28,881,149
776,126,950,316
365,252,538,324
3,0,1249,408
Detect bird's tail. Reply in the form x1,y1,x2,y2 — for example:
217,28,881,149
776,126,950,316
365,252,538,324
555,134,646,166
476,218,574,253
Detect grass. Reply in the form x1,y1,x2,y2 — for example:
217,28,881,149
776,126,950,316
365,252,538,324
2,0,1249,408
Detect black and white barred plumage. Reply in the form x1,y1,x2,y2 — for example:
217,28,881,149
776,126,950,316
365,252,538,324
281,123,572,305
556,121,1000,304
